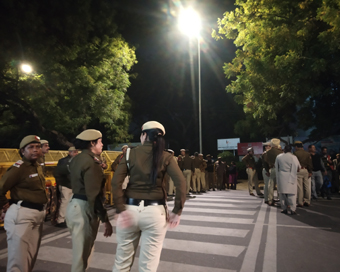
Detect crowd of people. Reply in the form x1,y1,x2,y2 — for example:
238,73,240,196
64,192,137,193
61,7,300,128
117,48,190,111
1,127,339,271
244,138,340,215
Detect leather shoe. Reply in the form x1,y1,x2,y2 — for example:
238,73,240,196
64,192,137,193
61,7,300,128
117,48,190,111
290,211,298,215
250,193,255,196
281,210,287,214
55,222,67,228
297,204,303,207
303,202,310,207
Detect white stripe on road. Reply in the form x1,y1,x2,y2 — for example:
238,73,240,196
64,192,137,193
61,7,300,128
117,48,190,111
181,207,257,215
185,198,261,203
263,207,277,272
0,228,70,260
37,246,237,272
87,233,246,258
169,202,259,208
180,215,254,224
168,225,249,238
240,202,267,272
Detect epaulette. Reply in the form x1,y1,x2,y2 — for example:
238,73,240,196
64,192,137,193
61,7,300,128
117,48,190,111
13,160,24,168
93,156,101,164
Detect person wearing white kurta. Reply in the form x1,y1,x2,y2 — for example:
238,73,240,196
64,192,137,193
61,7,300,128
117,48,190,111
275,147,301,214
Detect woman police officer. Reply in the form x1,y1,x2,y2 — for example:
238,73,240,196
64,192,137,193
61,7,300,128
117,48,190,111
111,121,186,272
0,135,47,272
66,129,113,272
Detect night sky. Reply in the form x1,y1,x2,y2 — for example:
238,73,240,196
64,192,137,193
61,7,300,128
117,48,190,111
112,0,246,156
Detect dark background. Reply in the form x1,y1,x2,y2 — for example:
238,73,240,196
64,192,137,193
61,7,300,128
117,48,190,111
112,0,252,156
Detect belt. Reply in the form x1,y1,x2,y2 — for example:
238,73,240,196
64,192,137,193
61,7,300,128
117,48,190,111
126,198,165,206
72,194,88,201
301,167,307,169
11,200,44,211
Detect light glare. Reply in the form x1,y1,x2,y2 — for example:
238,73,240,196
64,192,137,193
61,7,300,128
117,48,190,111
21,64,32,73
178,8,201,37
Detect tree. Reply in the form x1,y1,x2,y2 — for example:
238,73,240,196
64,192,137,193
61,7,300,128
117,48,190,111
213,0,340,140
0,0,136,148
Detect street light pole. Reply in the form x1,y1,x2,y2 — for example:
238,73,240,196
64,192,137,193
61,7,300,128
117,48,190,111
178,8,202,153
198,38,202,154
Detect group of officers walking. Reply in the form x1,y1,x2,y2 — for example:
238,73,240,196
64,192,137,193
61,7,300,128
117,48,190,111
0,121,187,272
242,138,338,215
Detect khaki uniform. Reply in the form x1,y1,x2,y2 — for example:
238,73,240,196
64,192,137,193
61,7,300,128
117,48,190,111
168,157,178,195
242,154,261,195
0,157,47,272
111,142,186,272
262,151,270,201
54,155,73,224
192,157,202,193
179,155,194,194
263,147,283,203
200,159,207,191
294,149,313,205
66,149,108,272
111,152,124,172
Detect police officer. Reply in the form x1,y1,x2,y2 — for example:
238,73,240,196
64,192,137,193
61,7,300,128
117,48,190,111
206,154,215,190
294,141,313,206
262,141,271,203
242,147,263,196
192,152,202,194
179,149,194,196
37,139,50,174
66,129,113,272
215,157,226,190
0,135,47,272
199,153,207,192
263,138,283,205
111,121,186,272
53,146,78,227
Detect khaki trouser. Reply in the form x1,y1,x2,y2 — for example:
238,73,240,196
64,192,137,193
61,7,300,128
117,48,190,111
57,186,73,224
113,203,168,272
279,193,296,212
263,168,270,201
4,202,45,272
207,172,214,189
200,171,206,191
246,168,261,195
66,198,100,272
268,168,276,203
297,169,310,205
183,169,192,194
193,168,201,192
168,177,176,195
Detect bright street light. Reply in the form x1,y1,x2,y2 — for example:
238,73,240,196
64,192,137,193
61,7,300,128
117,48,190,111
178,8,203,153
178,8,201,37
21,64,33,74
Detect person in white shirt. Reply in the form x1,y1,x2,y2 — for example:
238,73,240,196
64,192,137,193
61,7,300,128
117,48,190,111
275,145,301,215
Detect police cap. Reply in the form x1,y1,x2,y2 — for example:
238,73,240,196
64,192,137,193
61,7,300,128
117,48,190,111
180,149,185,152
141,121,165,135
19,135,41,149
247,147,253,152
271,138,280,147
122,145,128,150
40,140,49,145
294,141,303,145
68,146,76,151
76,129,102,141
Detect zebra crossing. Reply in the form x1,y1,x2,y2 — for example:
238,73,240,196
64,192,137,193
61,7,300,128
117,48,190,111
0,190,273,272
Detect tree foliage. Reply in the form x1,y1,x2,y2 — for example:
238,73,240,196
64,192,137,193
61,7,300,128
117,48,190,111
0,0,136,148
213,0,340,140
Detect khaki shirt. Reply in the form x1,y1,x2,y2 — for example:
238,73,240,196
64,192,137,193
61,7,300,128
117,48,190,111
70,149,108,223
179,155,194,172
263,147,283,172
111,153,123,172
242,154,256,168
200,159,207,172
111,142,186,215
193,157,202,169
294,149,313,173
0,157,47,207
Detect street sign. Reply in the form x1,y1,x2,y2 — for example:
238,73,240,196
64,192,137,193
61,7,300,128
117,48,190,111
217,138,240,150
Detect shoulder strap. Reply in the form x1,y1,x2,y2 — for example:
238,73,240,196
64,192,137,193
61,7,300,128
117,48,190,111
126,148,131,170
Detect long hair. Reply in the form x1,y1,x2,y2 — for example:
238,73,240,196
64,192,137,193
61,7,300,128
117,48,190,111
142,128,165,185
